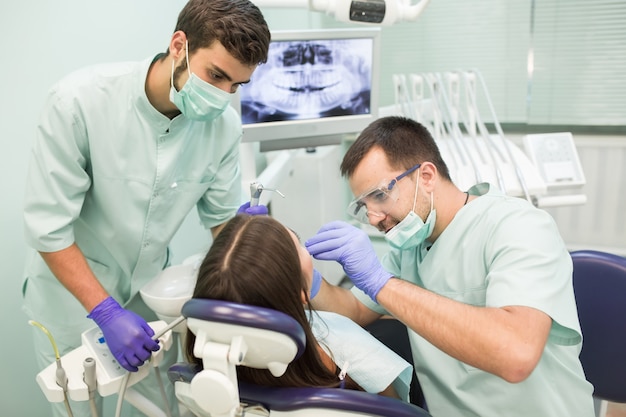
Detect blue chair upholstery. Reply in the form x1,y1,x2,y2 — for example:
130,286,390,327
182,298,307,357
571,250,626,404
168,362,431,417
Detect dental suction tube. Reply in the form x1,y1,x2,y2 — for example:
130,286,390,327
83,358,98,417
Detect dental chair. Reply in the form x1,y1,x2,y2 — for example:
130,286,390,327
168,298,432,417
571,250,626,417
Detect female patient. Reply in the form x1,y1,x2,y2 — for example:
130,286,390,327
185,214,412,400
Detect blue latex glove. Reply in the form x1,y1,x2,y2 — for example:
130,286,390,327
237,202,268,216
87,296,160,372
305,221,393,301
310,268,323,299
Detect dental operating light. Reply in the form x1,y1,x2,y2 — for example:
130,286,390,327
252,0,431,26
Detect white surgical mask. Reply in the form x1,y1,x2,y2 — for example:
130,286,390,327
385,172,436,250
169,41,231,121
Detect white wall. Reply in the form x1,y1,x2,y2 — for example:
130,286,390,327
0,2,187,414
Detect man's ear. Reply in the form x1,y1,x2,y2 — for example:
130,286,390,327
169,30,187,61
420,161,438,191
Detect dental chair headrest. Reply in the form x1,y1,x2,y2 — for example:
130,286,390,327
182,298,307,360
178,299,309,415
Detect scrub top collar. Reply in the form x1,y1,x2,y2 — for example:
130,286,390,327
134,55,182,132
419,182,492,258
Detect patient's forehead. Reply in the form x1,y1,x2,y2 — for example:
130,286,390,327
285,226,301,244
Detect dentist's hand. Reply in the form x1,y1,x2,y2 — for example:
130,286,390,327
88,296,160,372
305,221,393,301
237,201,269,216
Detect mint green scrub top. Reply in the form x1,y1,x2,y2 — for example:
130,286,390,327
353,183,595,417
22,57,243,341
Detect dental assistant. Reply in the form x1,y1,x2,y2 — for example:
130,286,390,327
305,116,595,416
22,1,270,416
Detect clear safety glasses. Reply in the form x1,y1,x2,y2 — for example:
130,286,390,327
347,163,421,224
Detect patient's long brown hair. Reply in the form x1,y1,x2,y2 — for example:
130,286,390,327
185,215,356,389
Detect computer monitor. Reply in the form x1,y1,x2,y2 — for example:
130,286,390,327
232,27,381,151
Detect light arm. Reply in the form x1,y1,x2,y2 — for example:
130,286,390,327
252,0,431,26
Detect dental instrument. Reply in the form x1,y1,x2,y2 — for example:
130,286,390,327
83,357,98,417
249,181,285,207
472,69,532,203
432,72,484,186
421,72,475,189
457,71,508,193
393,74,416,122
29,320,74,417
113,316,184,417
389,69,586,208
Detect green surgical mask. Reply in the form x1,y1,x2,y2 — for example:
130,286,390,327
385,208,436,250
385,172,436,250
169,41,231,121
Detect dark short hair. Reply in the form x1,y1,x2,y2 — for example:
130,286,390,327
173,0,270,66
341,116,452,181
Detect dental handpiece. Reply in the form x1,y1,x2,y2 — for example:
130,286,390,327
250,182,264,207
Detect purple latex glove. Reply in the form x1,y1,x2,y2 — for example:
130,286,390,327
310,268,323,299
237,202,269,216
305,221,393,301
87,296,160,372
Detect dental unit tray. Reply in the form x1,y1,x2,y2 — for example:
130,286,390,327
36,320,173,402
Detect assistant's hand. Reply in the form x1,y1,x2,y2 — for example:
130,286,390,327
88,296,160,372
305,221,393,301
237,201,269,216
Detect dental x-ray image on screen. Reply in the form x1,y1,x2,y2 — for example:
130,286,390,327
240,36,373,123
